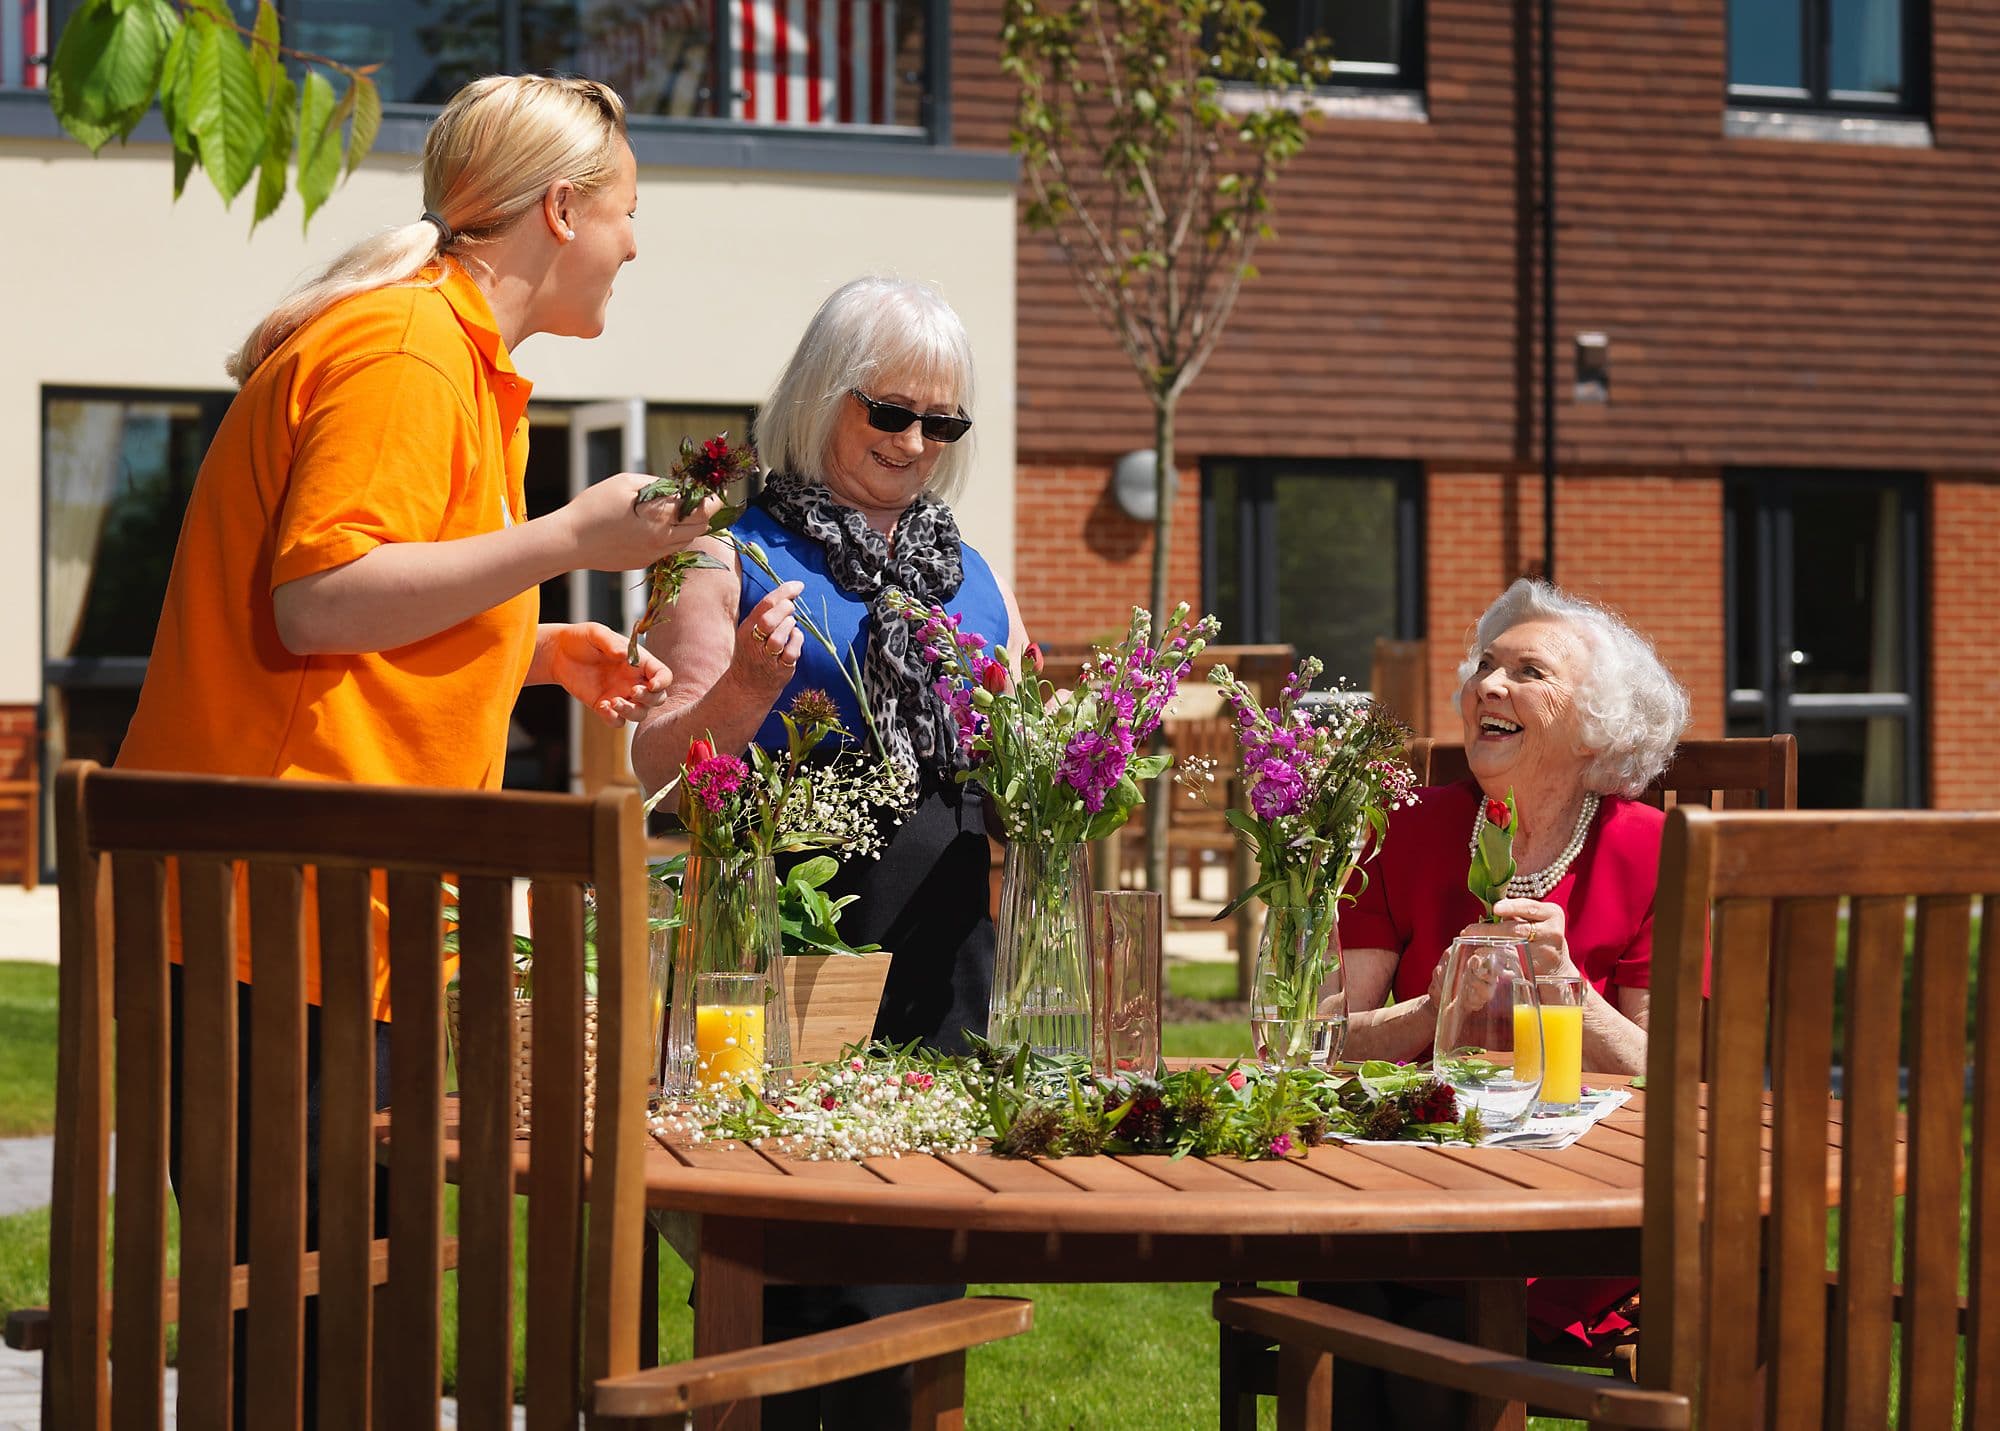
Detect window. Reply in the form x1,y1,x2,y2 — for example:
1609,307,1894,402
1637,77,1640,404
1202,459,1423,688
1258,0,1425,91
1727,0,1928,114
1725,471,1924,807
36,1,938,128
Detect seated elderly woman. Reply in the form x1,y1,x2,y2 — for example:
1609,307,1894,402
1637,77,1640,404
1304,580,1691,1427
1341,577,1691,1074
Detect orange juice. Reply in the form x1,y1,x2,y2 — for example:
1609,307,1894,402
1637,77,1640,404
1515,1003,1583,1105
694,1003,765,1090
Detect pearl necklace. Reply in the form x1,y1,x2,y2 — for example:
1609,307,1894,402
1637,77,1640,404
1468,792,1600,900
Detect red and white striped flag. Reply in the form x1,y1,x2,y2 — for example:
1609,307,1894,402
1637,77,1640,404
728,1,901,127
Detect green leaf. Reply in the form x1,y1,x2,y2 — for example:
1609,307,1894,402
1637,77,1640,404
190,17,266,202
345,73,381,178
48,0,174,152
251,68,296,229
248,0,281,100
788,855,840,890
154,15,195,150
171,141,197,198
296,68,340,228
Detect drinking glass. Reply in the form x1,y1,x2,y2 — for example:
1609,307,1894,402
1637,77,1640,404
644,863,680,1102
1432,934,1542,1128
1090,890,1163,1078
1525,973,1587,1114
691,970,768,1093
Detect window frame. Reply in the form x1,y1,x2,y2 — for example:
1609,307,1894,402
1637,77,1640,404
1250,0,1427,95
1726,0,1931,118
1200,456,1424,685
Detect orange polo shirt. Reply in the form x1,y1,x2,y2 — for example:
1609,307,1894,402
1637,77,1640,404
118,261,539,1018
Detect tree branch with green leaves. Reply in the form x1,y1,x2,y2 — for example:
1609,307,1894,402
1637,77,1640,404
49,0,382,231
999,0,1324,894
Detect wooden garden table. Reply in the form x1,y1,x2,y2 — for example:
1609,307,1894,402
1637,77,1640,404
637,1082,1856,1431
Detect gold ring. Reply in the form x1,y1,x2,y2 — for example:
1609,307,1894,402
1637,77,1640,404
751,627,769,644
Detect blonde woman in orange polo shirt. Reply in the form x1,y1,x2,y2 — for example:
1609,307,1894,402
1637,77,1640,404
117,75,712,1426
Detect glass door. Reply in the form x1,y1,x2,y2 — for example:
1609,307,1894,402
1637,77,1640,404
1726,472,1924,807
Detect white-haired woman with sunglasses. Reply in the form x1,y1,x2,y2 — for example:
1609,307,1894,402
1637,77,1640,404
634,275,1021,1429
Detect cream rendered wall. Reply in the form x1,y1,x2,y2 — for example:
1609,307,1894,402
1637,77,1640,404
0,136,1016,703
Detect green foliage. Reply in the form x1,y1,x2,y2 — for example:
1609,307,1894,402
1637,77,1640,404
49,0,381,231
0,962,58,1137
999,0,1324,408
776,855,881,957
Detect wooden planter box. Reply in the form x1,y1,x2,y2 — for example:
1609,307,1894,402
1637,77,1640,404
784,951,892,1066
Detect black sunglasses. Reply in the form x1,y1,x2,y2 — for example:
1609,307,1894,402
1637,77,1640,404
849,388,973,444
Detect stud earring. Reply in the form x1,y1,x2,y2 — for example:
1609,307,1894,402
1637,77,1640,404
562,227,575,241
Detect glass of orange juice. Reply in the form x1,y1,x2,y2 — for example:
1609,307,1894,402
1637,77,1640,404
693,971,768,1093
1519,973,1586,1114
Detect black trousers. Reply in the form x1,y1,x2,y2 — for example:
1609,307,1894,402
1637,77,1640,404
167,964,393,1430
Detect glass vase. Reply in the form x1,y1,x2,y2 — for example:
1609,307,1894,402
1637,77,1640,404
664,852,790,1096
990,841,1092,1057
1090,889,1163,1078
1250,898,1347,1070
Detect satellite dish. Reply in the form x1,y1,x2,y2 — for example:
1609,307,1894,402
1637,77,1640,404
1113,449,1174,521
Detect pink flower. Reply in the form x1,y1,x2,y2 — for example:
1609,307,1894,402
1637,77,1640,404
1226,1068,1246,1091
821,1093,838,1110
683,753,748,813
903,1071,935,1091
1269,1134,1294,1158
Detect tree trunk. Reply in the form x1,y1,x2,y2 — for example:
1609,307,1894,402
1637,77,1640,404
1144,392,1177,899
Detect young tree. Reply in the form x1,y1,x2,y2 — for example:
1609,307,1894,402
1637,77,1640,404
48,0,380,232
1001,0,1320,895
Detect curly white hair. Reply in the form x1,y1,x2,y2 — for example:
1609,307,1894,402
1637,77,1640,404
1455,579,1691,797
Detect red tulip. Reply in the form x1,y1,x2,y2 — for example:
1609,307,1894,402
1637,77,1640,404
1485,798,1511,829
687,737,715,769
1024,641,1045,674
980,661,1009,695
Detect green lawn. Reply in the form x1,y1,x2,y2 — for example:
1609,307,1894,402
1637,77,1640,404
0,962,56,1136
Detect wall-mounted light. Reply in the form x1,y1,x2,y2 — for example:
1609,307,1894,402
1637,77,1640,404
1574,331,1610,404
1112,449,1174,521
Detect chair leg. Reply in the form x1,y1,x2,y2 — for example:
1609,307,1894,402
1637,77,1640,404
907,1348,967,1430
1465,1281,1527,1431
1276,1341,1332,1431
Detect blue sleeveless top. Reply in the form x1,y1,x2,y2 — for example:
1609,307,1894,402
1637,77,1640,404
734,503,1010,755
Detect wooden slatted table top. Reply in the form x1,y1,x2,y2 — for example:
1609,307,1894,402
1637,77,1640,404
638,1084,1856,1237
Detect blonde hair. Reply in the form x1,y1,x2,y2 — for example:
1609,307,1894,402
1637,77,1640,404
227,74,628,382
758,275,977,502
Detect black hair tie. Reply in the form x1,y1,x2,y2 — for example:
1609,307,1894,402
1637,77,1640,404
420,210,455,247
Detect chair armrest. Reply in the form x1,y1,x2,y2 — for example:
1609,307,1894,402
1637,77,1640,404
1213,1290,1689,1430
592,1295,1033,1419
3,1307,49,1352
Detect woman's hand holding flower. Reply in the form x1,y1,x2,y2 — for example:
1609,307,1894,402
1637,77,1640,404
1488,896,1578,978
734,580,804,693
549,621,673,726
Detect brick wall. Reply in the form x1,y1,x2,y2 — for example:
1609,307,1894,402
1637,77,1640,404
0,705,37,882
1929,477,2000,809
1011,461,1203,644
1422,472,1724,743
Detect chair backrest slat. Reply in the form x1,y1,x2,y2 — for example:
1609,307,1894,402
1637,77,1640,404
173,856,240,1430
452,872,519,1425
1829,894,1906,1423
380,871,446,1431
108,853,169,1431
1652,809,1998,1427
524,878,587,1431
1763,896,1839,1429
583,794,647,1388
49,766,110,1431
1696,897,1771,1428
1897,895,1972,1426
52,763,648,1431
1968,901,2000,1429
313,864,377,1431
245,862,309,1427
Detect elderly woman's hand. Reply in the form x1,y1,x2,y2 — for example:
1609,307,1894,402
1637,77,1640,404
733,580,805,693
1488,897,1578,979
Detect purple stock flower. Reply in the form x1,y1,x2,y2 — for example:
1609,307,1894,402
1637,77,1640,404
1058,729,1131,813
1249,757,1308,820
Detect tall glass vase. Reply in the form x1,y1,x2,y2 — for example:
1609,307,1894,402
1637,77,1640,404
990,841,1092,1057
1250,897,1347,1070
664,852,791,1096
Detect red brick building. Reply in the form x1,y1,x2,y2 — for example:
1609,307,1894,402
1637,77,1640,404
953,0,2000,809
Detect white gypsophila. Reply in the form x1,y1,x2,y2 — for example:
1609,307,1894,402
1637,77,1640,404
776,754,916,860
649,1057,986,1162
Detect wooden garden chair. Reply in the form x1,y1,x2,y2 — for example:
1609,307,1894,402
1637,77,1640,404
1408,732,1798,811
1216,804,1998,1429
2,761,1029,1429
